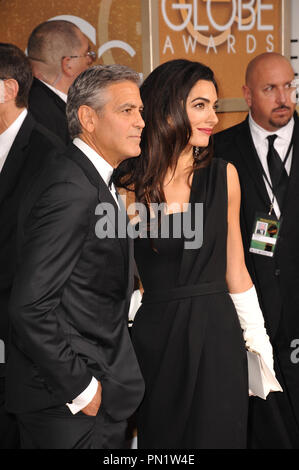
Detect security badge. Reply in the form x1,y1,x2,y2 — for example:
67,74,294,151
249,211,281,258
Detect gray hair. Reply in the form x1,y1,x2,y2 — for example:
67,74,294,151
66,64,141,139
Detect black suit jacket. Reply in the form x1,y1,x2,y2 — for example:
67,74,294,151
28,78,70,144
0,112,65,378
213,114,299,426
6,144,145,421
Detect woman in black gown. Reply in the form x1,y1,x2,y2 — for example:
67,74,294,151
115,59,278,449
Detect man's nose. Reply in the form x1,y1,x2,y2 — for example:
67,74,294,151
86,56,93,66
276,87,287,104
135,112,145,129
86,51,96,66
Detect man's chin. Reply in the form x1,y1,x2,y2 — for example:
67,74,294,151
118,151,141,164
269,114,293,130
128,146,142,158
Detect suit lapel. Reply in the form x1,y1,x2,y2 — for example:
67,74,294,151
125,228,134,299
66,144,129,262
66,143,116,205
0,113,35,205
281,113,299,220
234,118,272,208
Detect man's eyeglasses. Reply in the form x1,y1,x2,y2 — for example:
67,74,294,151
62,51,97,62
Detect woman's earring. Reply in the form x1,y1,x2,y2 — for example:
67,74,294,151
194,146,200,158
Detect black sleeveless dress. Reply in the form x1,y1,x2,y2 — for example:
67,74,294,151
132,159,248,449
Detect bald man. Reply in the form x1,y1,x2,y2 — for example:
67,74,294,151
214,53,299,448
27,20,96,143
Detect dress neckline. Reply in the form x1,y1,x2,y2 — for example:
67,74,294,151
162,169,199,216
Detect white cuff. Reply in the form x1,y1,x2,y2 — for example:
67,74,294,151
128,289,142,323
66,376,98,415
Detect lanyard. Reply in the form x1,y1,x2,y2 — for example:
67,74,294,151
260,136,293,215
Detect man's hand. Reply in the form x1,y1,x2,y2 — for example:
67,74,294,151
81,380,102,416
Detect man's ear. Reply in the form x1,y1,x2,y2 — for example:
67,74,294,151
77,105,96,133
242,85,252,108
2,78,19,103
61,56,73,78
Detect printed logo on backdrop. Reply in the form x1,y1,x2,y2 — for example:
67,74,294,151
161,0,275,55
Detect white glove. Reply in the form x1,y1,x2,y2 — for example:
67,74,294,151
229,285,274,373
128,289,142,324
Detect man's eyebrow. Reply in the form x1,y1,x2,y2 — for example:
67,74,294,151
117,103,144,110
264,81,293,87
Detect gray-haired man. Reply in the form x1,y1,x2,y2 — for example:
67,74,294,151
6,65,145,449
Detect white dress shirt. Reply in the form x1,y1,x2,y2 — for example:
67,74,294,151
67,137,120,415
249,113,294,219
0,109,28,173
40,80,67,103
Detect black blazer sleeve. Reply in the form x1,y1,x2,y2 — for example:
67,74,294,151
9,180,94,400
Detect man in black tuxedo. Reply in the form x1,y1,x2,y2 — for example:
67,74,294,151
6,64,145,449
28,20,96,144
214,52,299,448
0,43,65,449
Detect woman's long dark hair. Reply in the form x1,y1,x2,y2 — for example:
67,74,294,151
114,59,218,206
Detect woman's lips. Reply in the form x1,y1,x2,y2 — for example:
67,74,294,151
198,128,213,135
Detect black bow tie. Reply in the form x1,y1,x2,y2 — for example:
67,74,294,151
108,168,118,189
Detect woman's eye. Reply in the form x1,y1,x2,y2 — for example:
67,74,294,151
195,102,204,109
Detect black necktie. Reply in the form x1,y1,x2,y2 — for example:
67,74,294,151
266,134,289,211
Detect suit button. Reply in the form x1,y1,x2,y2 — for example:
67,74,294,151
275,269,280,276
